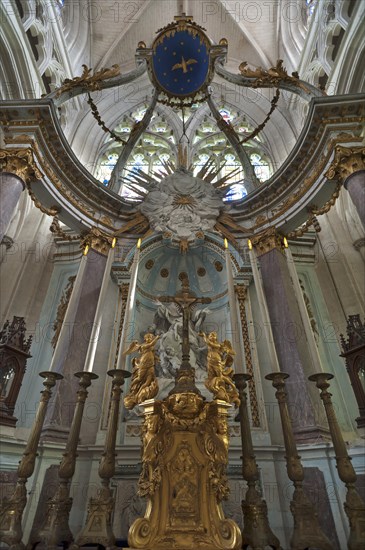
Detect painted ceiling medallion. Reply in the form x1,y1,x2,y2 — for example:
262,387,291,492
150,14,213,104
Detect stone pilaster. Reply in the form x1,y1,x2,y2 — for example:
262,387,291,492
42,234,113,441
325,145,365,227
235,284,260,427
251,228,328,443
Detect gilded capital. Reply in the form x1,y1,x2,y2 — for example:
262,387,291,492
81,227,114,255
250,227,284,256
325,145,365,184
0,148,43,183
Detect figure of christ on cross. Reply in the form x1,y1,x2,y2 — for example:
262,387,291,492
158,279,211,395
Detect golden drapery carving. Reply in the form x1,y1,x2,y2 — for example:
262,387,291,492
128,394,242,549
200,332,240,408
123,334,160,409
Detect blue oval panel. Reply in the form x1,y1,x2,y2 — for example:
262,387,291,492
152,30,209,97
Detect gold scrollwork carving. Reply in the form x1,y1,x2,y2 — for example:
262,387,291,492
325,145,365,183
80,227,114,255
54,64,121,98
239,59,312,94
250,226,284,256
287,183,341,239
0,148,43,182
128,396,241,549
0,148,59,216
50,217,80,241
253,133,363,232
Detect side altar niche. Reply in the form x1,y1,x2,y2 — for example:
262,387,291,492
122,282,242,550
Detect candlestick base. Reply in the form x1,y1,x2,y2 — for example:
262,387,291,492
242,484,282,550
309,372,365,550
31,371,98,549
265,372,333,550
0,371,63,549
71,368,130,549
69,485,117,550
290,484,333,550
233,374,281,550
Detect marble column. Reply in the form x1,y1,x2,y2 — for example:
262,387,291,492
325,145,365,227
0,148,43,242
0,173,25,243
251,228,328,443
344,170,365,227
42,235,112,441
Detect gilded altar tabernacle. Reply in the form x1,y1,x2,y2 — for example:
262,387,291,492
127,393,242,550
124,285,242,549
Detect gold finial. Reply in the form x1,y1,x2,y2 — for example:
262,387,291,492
137,238,142,249
283,237,288,248
247,239,252,250
224,238,228,249
112,237,117,248
219,38,228,46
83,244,89,256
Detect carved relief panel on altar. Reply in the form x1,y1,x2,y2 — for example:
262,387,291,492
169,441,201,528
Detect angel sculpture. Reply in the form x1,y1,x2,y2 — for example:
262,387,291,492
200,331,240,408
123,333,160,409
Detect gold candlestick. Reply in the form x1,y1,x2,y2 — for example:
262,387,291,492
266,372,332,550
71,369,130,548
234,373,281,549
0,371,63,549
309,373,365,550
35,371,98,549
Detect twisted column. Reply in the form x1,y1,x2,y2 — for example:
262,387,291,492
234,373,281,550
71,368,130,548
0,371,63,549
266,372,332,550
34,371,98,549
309,373,365,550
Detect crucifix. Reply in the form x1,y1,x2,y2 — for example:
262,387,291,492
158,278,211,395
